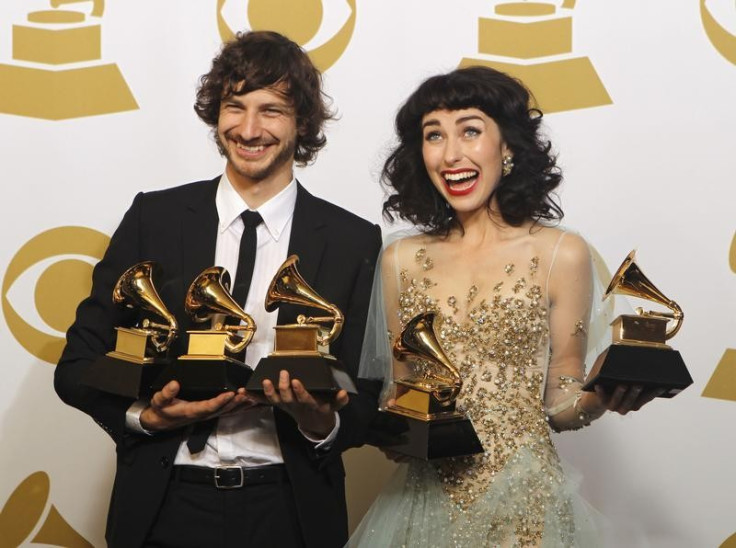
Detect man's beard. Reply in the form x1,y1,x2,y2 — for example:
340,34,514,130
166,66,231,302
218,132,297,182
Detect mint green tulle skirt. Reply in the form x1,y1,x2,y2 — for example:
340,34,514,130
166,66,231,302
348,446,607,547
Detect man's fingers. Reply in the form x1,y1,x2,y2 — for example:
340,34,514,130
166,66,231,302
333,390,349,411
278,370,294,404
201,392,236,414
262,379,280,405
150,381,178,410
291,379,316,406
162,380,180,398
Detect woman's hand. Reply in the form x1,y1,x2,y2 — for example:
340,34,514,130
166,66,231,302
581,353,665,416
592,384,664,415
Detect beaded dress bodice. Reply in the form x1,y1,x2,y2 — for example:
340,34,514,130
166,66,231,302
395,244,574,545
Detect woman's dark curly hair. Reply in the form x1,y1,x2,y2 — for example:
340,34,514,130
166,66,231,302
194,31,334,166
382,66,563,234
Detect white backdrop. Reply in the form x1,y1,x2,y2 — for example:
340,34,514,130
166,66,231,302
1,1,735,546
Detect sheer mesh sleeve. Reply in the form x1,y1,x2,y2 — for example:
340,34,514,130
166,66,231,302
543,232,603,431
357,235,414,408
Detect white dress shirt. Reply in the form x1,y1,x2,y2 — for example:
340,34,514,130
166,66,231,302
127,174,337,467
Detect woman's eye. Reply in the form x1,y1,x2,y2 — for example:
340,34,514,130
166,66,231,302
424,131,441,142
464,127,481,137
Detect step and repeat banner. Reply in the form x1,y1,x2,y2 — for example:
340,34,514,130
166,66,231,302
0,1,734,546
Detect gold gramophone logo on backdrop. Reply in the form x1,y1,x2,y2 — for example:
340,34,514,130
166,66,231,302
460,0,612,113
0,472,92,548
0,0,138,120
702,231,736,402
701,0,736,65
2,227,109,364
216,0,356,71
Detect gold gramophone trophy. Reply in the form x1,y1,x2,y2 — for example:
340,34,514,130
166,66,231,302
583,250,692,397
377,312,483,460
83,262,178,399
245,255,357,395
152,266,256,400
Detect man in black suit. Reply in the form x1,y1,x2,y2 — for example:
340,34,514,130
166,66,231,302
55,31,381,548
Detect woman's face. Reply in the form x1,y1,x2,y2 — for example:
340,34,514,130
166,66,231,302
421,107,509,218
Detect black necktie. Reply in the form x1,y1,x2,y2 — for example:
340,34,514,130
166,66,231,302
186,210,263,454
231,210,263,307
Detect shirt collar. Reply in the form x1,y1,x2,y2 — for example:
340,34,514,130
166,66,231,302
216,173,297,241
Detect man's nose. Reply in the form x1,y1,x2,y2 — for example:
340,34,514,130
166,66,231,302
236,112,262,140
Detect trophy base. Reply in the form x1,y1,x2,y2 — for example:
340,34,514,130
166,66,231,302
372,410,484,460
82,354,167,399
152,357,253,401
582,344,693,397
245,356,357,396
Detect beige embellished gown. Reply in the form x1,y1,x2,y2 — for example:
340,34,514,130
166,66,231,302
350,228,602,547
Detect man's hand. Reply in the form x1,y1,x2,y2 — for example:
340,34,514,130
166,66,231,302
140,381,256,432
254,370,349,438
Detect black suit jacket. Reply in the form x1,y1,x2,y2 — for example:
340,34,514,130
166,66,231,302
55,178,382,548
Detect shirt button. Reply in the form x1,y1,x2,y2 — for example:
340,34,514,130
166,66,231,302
160,456,170,468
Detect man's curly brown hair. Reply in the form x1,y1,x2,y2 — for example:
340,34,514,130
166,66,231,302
194,31,334,165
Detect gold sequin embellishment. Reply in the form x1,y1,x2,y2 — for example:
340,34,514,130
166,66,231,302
398,253,575,545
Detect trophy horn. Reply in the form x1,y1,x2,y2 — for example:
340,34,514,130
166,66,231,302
394,312,462,402
184,266,256,353
265,255,344,346
112,261,178,352
604,250,684,339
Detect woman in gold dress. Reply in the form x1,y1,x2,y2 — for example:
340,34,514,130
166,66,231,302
350,66,659,547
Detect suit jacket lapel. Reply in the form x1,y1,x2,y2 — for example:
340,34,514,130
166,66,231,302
279,182,327,324
180,177,220,328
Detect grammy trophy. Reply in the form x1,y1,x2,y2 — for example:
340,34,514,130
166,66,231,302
376,312,483,460
245,255,357,396
152,266,256,400
83,261,178,398
583,250,692,397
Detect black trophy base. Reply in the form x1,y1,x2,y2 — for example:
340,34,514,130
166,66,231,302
245,355,357,396
582,344,693,397
371,410,484,460
82,355,167,399
152,358,253,401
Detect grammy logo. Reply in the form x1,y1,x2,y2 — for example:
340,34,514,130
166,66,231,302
0,0,138,120
459,0,612,113
0,471,93,547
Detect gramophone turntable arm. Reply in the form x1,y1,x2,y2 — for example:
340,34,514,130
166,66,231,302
220,321,256,353
141,319,179,353
296,307,345,346
638,303,684,340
